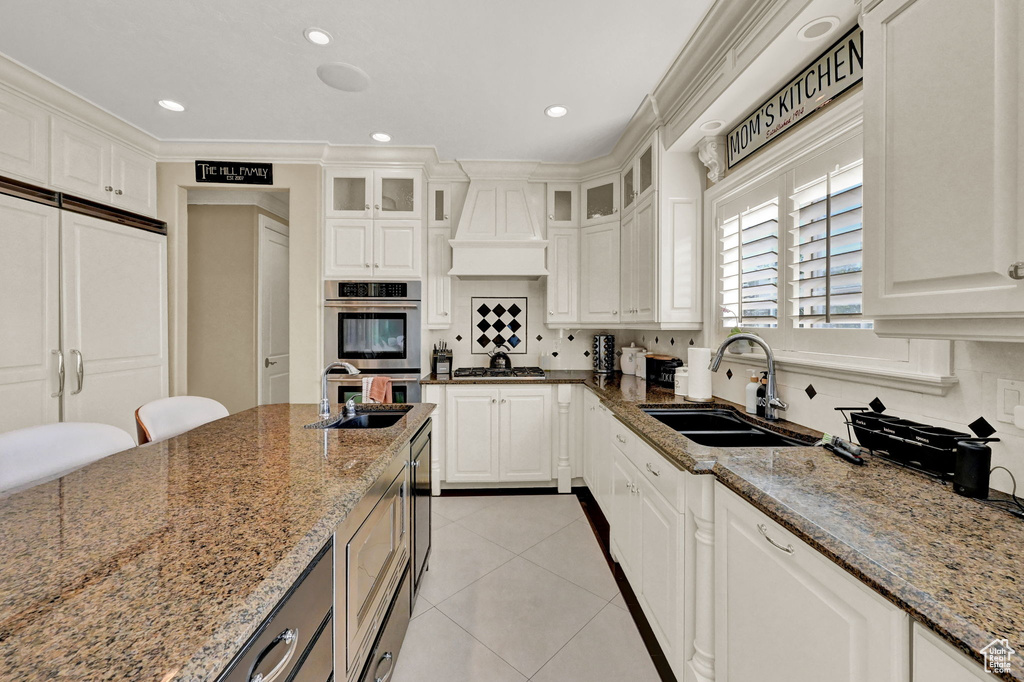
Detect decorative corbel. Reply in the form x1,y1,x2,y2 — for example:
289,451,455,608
697,136,726,184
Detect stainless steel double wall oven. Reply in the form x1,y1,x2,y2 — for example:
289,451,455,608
323,281,422,404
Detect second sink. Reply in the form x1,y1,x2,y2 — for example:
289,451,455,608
641,408,810,448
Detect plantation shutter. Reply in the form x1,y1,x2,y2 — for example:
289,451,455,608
789,150,869,329
720,196,779,329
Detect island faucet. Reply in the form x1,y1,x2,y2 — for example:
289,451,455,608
710,333,789,421
319,362,361,419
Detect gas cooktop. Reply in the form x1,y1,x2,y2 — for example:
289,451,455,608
452,367,546,379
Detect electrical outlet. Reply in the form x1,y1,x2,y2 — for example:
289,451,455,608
996,378,1024,424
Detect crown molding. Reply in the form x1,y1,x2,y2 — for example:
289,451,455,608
654,0,813,152
0,53,159,155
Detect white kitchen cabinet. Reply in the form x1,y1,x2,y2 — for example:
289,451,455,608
620,195,656,324
582,393,615,513
546,183,579,228
581,174,619,227
445,386,554,483
324,219,420,278
324,219,373,277
862,0,1024,340
715,482,909,682
0,87,49,184
622,139,657,217
446,388,500,482
498,387,552,481
373,169,421,220
0,194,60,431
546,227,579,325
428,182,451,227
373,220,421,278
60,213,168,438
326,169,373,218
912,623,988,681
425,227,452,328
609,448,641,578
580,221,621,323
637,472,680,667
50,117,156,217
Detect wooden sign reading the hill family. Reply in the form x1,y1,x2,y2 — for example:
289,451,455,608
727,25,863,168
195,160,274,185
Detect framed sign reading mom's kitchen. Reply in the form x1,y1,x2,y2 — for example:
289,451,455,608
727,25,863,168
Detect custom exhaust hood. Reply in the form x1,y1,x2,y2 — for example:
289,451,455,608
448,161,548,279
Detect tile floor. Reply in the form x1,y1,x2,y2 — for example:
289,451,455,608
392,494,661,682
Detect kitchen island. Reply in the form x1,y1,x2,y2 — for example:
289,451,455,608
0,402,433,681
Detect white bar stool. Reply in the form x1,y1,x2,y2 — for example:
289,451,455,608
0,422,136,494
135,396,229,445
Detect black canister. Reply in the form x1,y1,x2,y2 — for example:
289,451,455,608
953,440,991,498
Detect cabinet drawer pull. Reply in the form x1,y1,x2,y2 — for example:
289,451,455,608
373,650,395,682
615,434,626,444
51,350,64,398
249,628,298,682
71,349,84,395
757,524,795,555
645,462,660,477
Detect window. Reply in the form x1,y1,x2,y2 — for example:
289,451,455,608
720,196,780,329
789,159,869,329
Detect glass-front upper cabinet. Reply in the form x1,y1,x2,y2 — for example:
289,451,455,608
428,182,452,227
326,169,374,218
622,140,657,216
546,183,579,228
581,174,619,227
622,165,636,215
374,169,422,220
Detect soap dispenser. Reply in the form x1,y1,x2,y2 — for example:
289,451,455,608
756,371,768,418
745,370,759,415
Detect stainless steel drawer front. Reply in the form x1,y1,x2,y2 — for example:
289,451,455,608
290,616,333,682
220,543,333,682
359,569,411,682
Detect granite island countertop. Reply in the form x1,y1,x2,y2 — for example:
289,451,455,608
424,371,1024,679
0,402,433,682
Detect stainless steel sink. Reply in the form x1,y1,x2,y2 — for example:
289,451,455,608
305,407,412,430
641,408,810,448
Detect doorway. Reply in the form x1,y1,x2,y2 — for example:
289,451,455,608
186,190,289,413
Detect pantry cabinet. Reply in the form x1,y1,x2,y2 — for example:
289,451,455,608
715,482,909,682
545,227,579,325
324,219,421,278
0,87,49,184
445,386,553,483
580,221,621,323
581,174,619,227
50,117,156,217
620,194,656,324
425,227,452,328
862,0,1024,340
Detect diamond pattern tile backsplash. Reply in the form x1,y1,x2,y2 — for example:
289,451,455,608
471,297,527,354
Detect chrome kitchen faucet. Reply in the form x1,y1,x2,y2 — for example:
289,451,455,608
710,333,788,421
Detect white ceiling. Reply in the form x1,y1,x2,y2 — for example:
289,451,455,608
0,0,715,162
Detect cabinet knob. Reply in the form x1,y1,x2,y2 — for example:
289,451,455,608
612,310,618,315
365,263,371,268
613,208,618,214
375,262,380,268
492,398,497,404
104,185,113,192
501,398,506,403
1009,262,1024,280
365,203,370,209
548,214,554,219
444,214,449,220
443,312,448,316
374,204,381,210
549,310,554,315
114,189,122,195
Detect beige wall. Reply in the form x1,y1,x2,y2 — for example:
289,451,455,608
187,205,259,413
158,163,322,404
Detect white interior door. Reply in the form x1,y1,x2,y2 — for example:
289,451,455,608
0,194,61,432
259,215,289,405
61,213,167,439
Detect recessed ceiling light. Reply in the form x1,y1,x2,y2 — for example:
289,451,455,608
544,105,568,118
371,132,392,143
157,99,185,112
797,16,840,42
316,63,371,92
304,28,332,45
699,120,725,133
